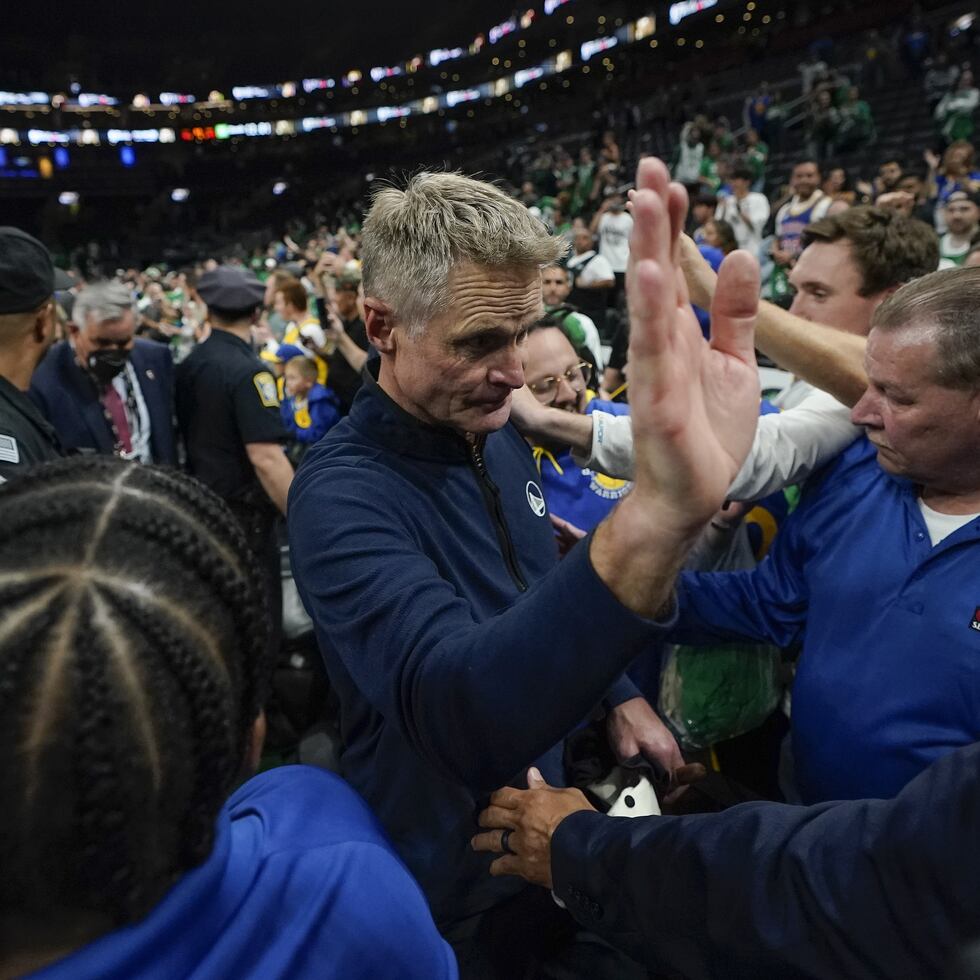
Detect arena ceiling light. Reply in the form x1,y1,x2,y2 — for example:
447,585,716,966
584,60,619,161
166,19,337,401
171,188,189,202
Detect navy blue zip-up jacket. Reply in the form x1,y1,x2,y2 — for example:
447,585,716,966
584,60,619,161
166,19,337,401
288,367,672,926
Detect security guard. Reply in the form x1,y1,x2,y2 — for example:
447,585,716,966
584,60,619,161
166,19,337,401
175,265,293,647
0,227,66,482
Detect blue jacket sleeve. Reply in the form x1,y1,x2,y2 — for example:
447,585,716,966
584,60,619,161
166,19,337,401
551,742,980,979
288,463,676,794
669,504,810,649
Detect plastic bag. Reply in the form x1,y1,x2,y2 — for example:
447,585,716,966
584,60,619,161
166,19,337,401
658,643,782,750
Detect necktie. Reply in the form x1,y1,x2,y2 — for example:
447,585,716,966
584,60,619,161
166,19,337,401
101,384,133,455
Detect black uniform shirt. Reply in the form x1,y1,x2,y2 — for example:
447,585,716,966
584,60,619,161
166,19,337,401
175,329,287,501
328,317,369,413
0,374,65,482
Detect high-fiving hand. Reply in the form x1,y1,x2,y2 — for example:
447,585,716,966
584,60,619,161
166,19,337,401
625,158,761,539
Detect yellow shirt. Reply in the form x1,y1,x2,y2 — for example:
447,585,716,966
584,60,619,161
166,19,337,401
283,316,329,386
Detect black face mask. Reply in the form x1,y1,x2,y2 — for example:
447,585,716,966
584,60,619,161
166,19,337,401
87,348,130,386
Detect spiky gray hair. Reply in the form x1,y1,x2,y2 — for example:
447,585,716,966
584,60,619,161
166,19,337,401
361,171,567,336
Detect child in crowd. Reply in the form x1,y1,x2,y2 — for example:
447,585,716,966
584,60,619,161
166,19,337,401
280,355,341,457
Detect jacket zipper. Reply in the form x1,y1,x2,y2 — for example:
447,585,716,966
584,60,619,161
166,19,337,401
469,440,528,593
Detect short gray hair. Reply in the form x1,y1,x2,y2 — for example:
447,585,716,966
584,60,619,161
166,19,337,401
361,171,567,335
872,266,980,389
73,280,136,330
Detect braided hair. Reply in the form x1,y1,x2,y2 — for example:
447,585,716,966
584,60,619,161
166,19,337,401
0,456,272,925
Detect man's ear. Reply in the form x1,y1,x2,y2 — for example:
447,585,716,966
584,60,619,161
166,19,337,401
364,297,396,354
33,302,55,345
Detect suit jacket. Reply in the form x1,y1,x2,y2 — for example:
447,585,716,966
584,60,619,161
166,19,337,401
551,741,980,979
30,338,177,465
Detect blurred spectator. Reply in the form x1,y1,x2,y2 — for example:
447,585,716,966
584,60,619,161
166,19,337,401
938,190,980,267
672,121,706,188
715,164,771,255
690,192,718,245
765,89,788,151
30,280,177,465
926,141,980,232
591,195,633,308
566,227,616,325
822,165,857,213
280,355,342,462
274,279,328,386
807,89,841,161
798,52,829,95
702,218,738,256
541,263,604,372
859,28,892,90
835,86,876,152
743,83,772,138
873,158,904,198
769,160,832,300
901,11,932,77
924,52,961,111
743,128,770,191
934,70,980,145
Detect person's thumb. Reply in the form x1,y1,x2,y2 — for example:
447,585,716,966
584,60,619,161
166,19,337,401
527,766,547,788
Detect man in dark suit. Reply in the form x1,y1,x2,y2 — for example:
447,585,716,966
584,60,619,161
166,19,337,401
30,280,176,465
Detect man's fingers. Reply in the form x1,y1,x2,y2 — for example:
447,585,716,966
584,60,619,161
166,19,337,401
709,249,760,364
488,786,523,808
527,766,547,788
471,828,513,854
627,259,672,361
635,156,670,195
667,183,691,301
672,762,708,786
489,855,525,878
628,187,671,281
477,805,520,830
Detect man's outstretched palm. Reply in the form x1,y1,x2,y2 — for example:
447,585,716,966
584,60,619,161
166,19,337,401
627,158,761,534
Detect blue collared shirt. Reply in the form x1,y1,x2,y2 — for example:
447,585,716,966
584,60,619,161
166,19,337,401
670,437,980,803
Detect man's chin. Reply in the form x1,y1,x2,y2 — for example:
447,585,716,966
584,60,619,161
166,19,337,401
465,396,513,433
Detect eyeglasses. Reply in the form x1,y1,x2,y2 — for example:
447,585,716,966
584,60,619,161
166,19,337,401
527,361,590,403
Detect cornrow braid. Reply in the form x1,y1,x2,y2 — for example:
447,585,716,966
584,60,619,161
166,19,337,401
0,456,272,925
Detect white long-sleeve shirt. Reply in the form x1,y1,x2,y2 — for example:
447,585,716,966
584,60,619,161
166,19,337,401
575,386,860,502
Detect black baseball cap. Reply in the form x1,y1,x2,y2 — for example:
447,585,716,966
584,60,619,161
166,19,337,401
0,226,57,315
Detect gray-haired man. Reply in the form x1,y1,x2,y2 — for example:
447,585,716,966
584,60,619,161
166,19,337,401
30,279,177,464
289,163,761,976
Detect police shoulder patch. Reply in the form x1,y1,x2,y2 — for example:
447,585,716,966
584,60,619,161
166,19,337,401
253,371,280,407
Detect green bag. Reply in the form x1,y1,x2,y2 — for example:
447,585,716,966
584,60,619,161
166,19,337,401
659,643,782,750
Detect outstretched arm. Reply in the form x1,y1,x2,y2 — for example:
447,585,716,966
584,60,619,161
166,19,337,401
680,235,868,407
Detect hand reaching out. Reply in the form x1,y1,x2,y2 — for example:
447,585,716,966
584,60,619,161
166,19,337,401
625,158,760,539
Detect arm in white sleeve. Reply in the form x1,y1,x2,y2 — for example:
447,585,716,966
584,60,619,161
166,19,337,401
727,388,860,501
573,411,636,480
577,389,860,498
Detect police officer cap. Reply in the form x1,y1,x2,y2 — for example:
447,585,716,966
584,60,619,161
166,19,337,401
197,265,266,312
0,226,56,315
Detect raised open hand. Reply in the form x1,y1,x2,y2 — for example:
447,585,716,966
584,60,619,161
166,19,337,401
626,158,760,538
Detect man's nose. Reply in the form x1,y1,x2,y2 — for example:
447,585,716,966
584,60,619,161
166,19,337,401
489,349,526,390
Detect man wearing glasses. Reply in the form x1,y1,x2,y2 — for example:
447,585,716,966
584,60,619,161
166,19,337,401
523,316,632,533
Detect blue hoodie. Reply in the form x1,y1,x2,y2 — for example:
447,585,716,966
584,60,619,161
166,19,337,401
30,767,456,979
288,367,673,926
